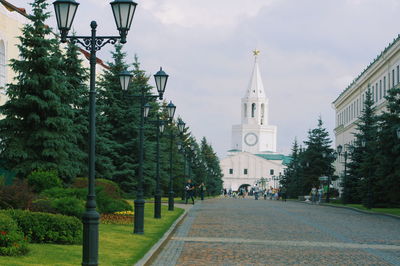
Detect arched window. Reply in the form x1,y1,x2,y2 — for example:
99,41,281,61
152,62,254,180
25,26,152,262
0,40,5,89
244,103,247,117
251,103,256,118
261,103,265,125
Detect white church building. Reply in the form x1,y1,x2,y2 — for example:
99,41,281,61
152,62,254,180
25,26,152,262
221,51,291,191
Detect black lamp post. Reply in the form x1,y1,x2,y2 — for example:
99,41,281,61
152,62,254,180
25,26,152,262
177,119,186,200
337,145,348,204
166,105,178,211
53,1,136,265
119,68,170,234
149,105,175,219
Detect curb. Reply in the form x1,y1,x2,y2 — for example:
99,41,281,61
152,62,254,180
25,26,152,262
134,205,191,266
294,200,400,220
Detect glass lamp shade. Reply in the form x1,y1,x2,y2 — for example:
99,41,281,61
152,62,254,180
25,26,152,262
110,0,137,43
143,103,151,118
177,119,186,133
119,70,133,91
397,127,400,139
177,143,182,150
337,145,343,154
159,121,165,134
53,0,79,37
166,101,176,120
154,67,169,97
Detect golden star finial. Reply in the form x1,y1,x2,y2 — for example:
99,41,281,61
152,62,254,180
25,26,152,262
253,49,260,57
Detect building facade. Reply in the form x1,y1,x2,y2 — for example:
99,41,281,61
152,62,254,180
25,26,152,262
332,34,400,179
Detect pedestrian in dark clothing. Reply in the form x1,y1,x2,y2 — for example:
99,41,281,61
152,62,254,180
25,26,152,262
280,187,287,202
185,179,195,204
199,182,206,200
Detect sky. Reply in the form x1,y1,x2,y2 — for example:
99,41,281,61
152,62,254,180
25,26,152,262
10,0,400,158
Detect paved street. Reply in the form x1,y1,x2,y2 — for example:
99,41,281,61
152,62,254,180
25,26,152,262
151,198,400,265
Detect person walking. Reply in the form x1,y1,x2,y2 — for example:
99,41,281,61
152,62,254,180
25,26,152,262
311,186,317,204
254,184,260,200
199,182,206,201
280,186,287,202
185,179,195,204
318,186,323,204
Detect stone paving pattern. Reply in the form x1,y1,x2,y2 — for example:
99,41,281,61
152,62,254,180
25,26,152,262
151,198,400,265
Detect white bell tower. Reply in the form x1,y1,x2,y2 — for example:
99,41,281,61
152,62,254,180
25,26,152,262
231,50,277,154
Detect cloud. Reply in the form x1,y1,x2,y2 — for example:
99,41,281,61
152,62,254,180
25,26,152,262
141,0,277,28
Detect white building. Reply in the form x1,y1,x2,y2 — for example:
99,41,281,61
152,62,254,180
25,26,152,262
221,51,290,191
332,35,400,179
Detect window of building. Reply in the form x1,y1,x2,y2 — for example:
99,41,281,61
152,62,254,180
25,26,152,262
244,103,247,117
397,65,399,84
379,80,382,100
251,103,256,118
0,41,5,89
229,169,233,174
270,169,274,175
260,103,265,125
244,169,248,175
375,84,378,103
392,69,395,87
384,76,387,97
371,86,374,103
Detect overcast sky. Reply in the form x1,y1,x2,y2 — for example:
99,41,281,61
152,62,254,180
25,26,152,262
11,0,400,157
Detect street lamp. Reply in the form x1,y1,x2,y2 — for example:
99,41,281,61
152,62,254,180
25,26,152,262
166,104,177,211
153,118,164,219
118,68,170,234
53,1,136,264
177,119,187,200
337,145,348,204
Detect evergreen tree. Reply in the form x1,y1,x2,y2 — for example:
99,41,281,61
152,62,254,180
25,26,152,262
200,137,223,195
375,85,400,206
62,40,88,177
281,139,300,198
350,89,378,208
0,0,79,181
301,118,335,194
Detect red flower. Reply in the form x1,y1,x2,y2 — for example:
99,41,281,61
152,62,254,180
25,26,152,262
0,231,7,235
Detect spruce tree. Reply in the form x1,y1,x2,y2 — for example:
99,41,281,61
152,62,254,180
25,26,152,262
375,85,400,206
302,118,335,195
62,41,88,178
351,89,378,208
281,139,300,198
0,0,79,181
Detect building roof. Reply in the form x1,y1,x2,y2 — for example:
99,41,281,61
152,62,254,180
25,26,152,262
244,51,266,99
333,34,400,105
255,154,292,165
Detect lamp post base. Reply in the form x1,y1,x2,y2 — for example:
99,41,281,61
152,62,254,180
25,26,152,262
154,194,162,219
134,198,145,234
82,209,100,266
168,191,174,211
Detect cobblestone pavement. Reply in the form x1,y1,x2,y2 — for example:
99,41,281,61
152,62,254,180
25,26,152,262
151,198,400,265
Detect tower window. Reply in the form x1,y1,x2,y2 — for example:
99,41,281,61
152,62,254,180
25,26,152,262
244,103,247,117
251,103,256,118
270,169,274,175
229,169,233,174
244,169,248,175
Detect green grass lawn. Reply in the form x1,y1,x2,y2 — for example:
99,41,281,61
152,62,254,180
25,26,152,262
328,203,400,216
0,203,184,266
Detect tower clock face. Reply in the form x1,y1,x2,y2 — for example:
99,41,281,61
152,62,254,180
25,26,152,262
244,132,258,146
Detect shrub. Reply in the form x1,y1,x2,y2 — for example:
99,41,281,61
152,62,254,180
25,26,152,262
1,210,82,244
97,191,132,214
30,199,57,214
27,170,62,193
73,178,122,199
51,197,85,218
0,179,35,210
41,187,87,200
0,213,29,256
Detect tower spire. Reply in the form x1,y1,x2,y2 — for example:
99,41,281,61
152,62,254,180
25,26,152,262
245,49,265,99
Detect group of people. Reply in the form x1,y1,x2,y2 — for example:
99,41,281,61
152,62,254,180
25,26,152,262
223,186,287,201
184,179,206,204
310,186,324,204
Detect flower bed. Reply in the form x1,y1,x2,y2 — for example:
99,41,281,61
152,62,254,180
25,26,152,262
100,211,134,225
